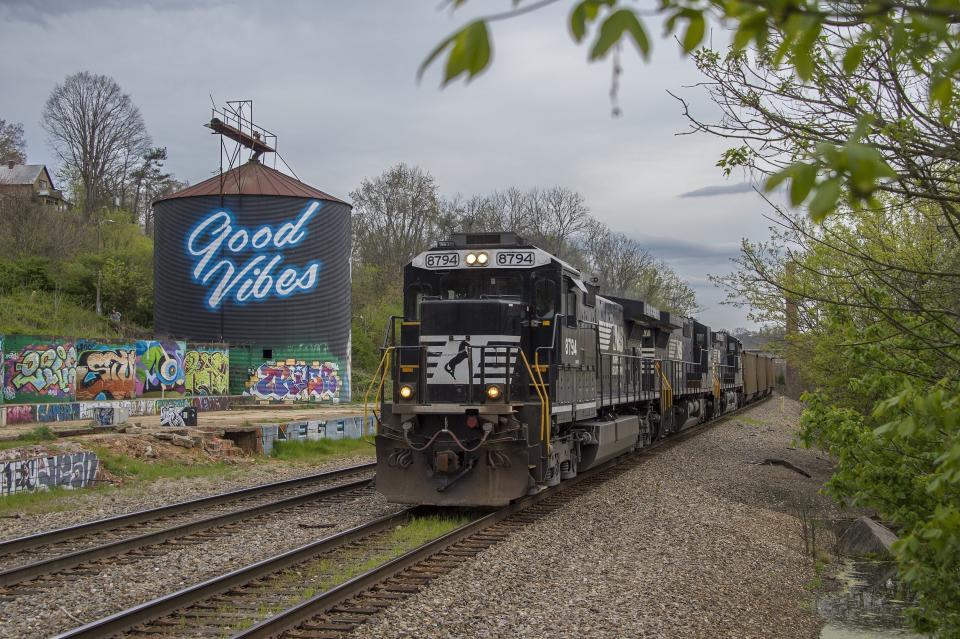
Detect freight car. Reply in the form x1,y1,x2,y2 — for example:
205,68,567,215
372,233,775,506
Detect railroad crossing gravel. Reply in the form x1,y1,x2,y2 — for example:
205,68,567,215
354,396,831,639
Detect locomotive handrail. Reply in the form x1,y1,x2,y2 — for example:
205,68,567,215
654,360,673,417
518,349,550,454
533,351,550,452
363,346,395,438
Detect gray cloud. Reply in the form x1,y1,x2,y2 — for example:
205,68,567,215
678,182,756,198
0,1,778,329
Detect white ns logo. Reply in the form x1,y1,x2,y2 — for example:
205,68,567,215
564,338,578,356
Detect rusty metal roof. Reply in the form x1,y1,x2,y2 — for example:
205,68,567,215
155,159,348,204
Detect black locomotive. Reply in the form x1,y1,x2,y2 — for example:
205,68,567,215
373,232,774,506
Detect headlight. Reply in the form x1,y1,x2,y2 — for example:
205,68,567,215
476,252,489,265
399,384,415,400
486,384,502,400
465,253,477,265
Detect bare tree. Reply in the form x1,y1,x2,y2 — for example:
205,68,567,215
351,163,443,274
579,219,655,296
41,72,150,218
0,119,26,164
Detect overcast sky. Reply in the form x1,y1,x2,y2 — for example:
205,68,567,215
0,0,782,329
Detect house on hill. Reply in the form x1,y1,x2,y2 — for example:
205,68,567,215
0,161,67,208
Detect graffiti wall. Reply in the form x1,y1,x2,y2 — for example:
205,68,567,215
259,414,375,454
1,452,99,495
136,340,186,397
75,340,137,400
245,359,342,402
3,338,77,403
184,347,229,395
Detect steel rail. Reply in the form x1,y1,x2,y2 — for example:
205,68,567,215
52,508,418,639
54,395,772,639
0,474,375,587
0,461,376,557
233,396,773,639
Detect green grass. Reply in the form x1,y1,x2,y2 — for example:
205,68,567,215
0,425,58,451
270,438,375,462
0,445,237,515
89,445,236,482
228,515,467,631
0,289,121,337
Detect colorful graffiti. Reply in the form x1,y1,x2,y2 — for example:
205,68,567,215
1,452,99,495
245,360,341,401
3,341,77,402
136,340,185,397
75,340,136,400
192,396,231,412
5,405,36,425
184,348,229,395
36,402,80,423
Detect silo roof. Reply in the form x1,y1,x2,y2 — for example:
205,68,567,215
155,159,348,204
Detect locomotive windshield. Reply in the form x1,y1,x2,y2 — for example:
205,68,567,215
436,273,523,300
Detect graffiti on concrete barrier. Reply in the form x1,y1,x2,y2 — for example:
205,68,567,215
36,402,80,423
92,407,115,426
136,340,186,397
192,396,230,412
75,340,136,400
1,452,99,496
3,341,77,402
5,404,36,425
245,360,341,402
160,405,198,428
259,414,376,453
183,347,229,395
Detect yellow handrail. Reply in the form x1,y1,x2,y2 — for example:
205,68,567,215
518,350,550,454
654,360,673,418
362,347,394,441
533,351,551,454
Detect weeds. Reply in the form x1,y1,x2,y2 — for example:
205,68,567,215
270,438,374,463
89,445,235,482
0,426,59,451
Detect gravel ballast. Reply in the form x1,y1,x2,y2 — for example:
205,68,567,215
0,455,374,540
0,485,403,638
354,395,830,639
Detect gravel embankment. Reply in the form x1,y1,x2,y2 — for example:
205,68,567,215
0,455,374,540
354,396,831,639
1,486,403,638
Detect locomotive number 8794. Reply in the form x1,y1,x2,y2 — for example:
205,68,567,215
372,232,775,507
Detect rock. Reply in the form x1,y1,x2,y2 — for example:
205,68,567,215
144,445,158,459
838,516,898,558
171,434,196,448
126,426,144,435
152,432,175,442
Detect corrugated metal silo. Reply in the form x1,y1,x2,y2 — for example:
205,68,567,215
153,159,352,402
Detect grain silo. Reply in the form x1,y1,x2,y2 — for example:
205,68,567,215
153,104,352,402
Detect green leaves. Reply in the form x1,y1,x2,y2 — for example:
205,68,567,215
419,20,492,86
589,8,650,60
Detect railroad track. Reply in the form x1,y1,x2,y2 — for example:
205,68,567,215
56,399,769,639
0,461,376,589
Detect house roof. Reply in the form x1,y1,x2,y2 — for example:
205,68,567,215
155,159,348,205
0,163,50,186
